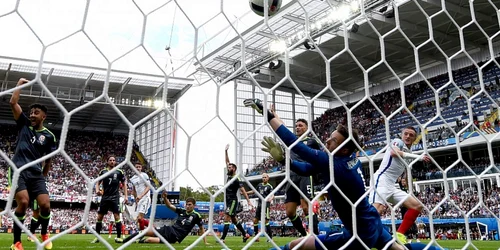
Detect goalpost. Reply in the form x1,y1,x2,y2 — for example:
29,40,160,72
0,0,499,250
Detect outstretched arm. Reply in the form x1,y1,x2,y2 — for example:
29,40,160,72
225,144,230,166
10,78,28,121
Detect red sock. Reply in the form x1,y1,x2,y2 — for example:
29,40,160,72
397,208,420,234
138,218,144,230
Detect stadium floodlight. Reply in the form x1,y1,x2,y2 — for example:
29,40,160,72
154,100,168,109
336,4,352,21
268,39,287,54
350,0,359,12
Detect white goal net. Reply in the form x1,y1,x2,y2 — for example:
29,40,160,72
0,0,499,250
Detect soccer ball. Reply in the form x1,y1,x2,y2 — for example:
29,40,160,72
249,0,282,16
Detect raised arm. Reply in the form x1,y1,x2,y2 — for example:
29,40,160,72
161,191,176,211
10,78,28,121
225,144,230,166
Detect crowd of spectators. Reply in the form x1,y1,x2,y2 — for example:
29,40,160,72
246,61,500,179
0,126,155,199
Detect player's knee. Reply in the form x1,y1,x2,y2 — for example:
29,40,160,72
16,197,29,210
38,202,50,213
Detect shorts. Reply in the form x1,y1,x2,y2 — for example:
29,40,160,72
255,203,270,220
98,199,120,215
11,168,48,199
225,199,240,216
285,173,313,204
158,225,180,243
369,184,409,205
315,226,393,249
136,196,151,215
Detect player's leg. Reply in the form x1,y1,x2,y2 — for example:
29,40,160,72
285,179,307,237
302,176,319,235
27,200,40,242
253,205,261,240
91,202,108,243
230,215,250,242
108,222,113,238
112,201,124,242
265,206,272,239
12,188,29,250
369,185,391,215
396,192,423,243
123,226,175,244
30,170,52,250
11,170,29,250
136,197,150,230
220,199,236,241
281,229,351,250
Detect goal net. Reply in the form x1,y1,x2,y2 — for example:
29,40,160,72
0,0,499,249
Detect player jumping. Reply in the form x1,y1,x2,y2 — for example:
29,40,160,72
130,162,151,231
246,173,274,241
369,127,430,244
122,193,208,245
9,78,57,250
91,156,128,243
247,99,440,250
244,100,320,235
220,144,253,243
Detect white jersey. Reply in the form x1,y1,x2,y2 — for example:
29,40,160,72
373,138,412,186
130,172,150,197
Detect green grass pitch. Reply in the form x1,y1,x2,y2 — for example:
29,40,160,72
1,234,498,249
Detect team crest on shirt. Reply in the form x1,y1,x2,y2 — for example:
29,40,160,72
38,135,46,145
113,173,117,180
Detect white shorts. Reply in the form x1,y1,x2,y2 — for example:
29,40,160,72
136,195,151,215
369,185,409,206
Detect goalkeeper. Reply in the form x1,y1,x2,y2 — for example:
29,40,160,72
244,99,441,250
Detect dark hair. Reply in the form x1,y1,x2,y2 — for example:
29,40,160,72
335,124,362,154
403,126,417,134
107,155,116,161
29,103,48,114
228,163,237,170
135,162,143,166
296,118,308,127
186,197,196,205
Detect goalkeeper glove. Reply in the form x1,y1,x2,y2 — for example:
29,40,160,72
261,136,285,162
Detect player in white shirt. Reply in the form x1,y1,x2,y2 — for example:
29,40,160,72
130,162,151,231
369,126,431,244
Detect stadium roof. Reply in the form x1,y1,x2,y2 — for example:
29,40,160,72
191,0,500,99
0,56,193,133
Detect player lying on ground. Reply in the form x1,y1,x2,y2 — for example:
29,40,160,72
245,98,441,250
220,144,253,243
369,127,430,244
9,78,57,250
122,193,208,245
